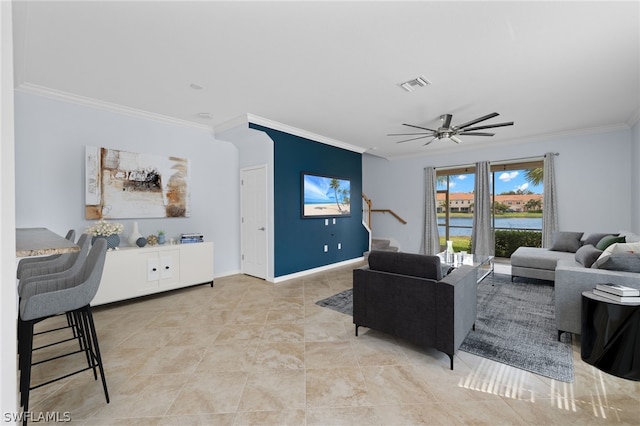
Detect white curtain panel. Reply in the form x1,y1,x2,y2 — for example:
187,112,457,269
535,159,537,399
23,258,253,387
472,161,494,255
542,153,559,248
423,167,440,255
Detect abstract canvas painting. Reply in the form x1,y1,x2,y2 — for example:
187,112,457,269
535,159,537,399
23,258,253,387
85,146,190,219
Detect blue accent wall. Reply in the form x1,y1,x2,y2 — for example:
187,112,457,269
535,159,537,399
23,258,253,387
249,124,369,277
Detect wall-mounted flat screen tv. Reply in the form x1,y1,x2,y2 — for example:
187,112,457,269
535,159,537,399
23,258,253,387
302,172,351,218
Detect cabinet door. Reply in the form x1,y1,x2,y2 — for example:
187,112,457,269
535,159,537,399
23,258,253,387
92,250,135,305
180,242,214,285
160,255,174,279
134,251,158,292
157,249,180,289
147,257,160,281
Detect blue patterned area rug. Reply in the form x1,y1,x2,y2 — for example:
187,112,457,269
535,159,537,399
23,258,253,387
315,273,574,382
460,273,574,382
315,288,353,316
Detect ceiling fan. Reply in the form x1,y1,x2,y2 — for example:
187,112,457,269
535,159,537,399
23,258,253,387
388,112,514,146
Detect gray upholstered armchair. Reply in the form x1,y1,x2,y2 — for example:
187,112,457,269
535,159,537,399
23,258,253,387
353,251,477,369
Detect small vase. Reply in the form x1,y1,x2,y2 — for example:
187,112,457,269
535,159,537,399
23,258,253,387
128,221,143,246
446,240,454,253
92,234,120,250
446,240,454,263
158,234,166,244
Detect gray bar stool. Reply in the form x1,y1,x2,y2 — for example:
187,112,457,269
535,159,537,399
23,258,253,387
18,238,109,425
17,229,77,280
17,234,92,372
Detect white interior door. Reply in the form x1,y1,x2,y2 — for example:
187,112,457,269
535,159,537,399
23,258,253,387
241,166,267,279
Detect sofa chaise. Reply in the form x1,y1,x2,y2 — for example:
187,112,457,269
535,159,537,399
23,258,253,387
511,230,640,338
353,251,477,369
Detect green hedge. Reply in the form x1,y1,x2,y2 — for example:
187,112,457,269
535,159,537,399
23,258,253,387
494,230,542,258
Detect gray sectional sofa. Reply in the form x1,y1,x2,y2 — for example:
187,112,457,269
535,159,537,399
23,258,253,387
510,230,640,337
353,251,477,370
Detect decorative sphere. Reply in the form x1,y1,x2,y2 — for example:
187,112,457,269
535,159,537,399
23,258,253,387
147,235,158,246
136,237,147,247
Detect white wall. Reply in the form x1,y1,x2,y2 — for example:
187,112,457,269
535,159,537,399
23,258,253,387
217,123,276,281
1,0,17,415
14,91,241,277
631,120,640,234
363,128,633,254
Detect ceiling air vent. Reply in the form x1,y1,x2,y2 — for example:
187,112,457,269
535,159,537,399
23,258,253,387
399,76,431,92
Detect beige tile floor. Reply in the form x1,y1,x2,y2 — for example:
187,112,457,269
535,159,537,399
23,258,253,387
21,261,640,425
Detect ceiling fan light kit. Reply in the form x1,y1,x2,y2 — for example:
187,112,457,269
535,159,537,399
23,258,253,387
389,112,514,146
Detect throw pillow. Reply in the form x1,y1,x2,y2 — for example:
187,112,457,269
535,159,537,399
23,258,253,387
582,232,617,247
595,235,626,251
574,244,603,268
591,242,623,268
595,252,640,273
609,242,640,254
617,230,640,243
550,231,584,253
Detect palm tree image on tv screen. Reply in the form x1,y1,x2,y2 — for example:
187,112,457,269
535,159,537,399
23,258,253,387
302,173,351,218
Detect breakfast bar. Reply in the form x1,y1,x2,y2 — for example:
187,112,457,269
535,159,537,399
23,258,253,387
16,228,79,258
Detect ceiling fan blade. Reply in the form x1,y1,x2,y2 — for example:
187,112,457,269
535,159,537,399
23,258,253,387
423,137,437,146
461,121,514,132
387,132,432,136
395,135,432,144
458,132,495,136
441,114,453,129
450,135,463,144
402,123,438,132
456,112,499,129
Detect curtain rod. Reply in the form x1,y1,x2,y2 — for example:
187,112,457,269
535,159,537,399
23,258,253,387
430,152,559,171
492,152,559,166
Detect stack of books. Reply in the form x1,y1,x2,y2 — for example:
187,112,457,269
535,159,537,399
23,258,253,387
180,233,204,244
592,284,640,303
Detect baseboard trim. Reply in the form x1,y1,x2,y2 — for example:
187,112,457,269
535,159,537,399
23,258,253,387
272,257,365,283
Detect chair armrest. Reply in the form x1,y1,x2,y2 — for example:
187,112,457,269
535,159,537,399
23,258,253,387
436,265,478,354
555,260,640,335
556,261,640,288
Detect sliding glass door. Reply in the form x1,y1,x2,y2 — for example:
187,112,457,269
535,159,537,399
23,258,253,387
436,160,544,255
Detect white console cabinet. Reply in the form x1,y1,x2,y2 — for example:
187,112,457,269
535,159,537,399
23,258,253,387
92,242,214,306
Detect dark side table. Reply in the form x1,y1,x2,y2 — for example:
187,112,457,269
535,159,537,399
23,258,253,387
581,291,640,381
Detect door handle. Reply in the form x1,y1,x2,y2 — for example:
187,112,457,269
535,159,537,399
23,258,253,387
258,227,265,231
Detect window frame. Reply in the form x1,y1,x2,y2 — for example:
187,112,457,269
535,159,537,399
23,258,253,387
435,159,544,248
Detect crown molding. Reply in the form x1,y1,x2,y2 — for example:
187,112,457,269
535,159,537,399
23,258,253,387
216,113,366,154
15,83,214,132
214,114,252,136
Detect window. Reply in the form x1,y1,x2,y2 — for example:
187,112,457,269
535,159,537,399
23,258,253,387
436,160,543,252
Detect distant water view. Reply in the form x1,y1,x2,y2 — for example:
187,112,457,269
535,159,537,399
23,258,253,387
439,217,542,236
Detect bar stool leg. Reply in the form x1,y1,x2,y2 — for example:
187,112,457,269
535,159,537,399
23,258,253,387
83,305,109,403
19,319,34,424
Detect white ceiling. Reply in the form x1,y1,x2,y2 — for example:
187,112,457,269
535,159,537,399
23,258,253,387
12,1,640,159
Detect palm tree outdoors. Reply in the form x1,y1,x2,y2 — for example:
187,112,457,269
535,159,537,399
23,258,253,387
524,168,543,186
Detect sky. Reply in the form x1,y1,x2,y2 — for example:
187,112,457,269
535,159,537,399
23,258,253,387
437,170,543,194
303,175,350,203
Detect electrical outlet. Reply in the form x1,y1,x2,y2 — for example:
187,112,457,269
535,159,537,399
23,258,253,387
324,219,329,226
332,218,336,224
337,243,342,250
324,244,328,252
